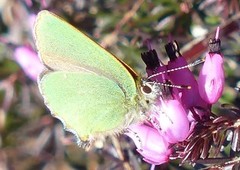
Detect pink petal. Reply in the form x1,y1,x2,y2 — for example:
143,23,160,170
14,46,43,81
159,99,190,143
198,53,224,104
137,148,170,165
168,57,207,109
125,123,172,165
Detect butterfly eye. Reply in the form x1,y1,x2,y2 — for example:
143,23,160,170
141,84,152,95
140,79,161,102
140,78,153,95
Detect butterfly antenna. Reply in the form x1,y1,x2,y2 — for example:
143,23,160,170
148,58,205,79
147,81,191,89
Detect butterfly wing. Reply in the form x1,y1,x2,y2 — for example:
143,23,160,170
40,71,135,140
34,11,140,141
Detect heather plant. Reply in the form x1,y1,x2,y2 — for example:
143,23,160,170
0,1,239,170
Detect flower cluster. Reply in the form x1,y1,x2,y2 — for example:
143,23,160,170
125,28,225,165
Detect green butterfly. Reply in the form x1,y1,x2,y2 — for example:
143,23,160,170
34,10,153,144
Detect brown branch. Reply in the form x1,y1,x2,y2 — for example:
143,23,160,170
182,13,240,61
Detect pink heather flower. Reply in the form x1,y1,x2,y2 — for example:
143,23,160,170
153,99,190,143
141,49,170,83
198,27,224,104
126,123,172,165
166,42,207,109
14,46,43,81
198,52,224,104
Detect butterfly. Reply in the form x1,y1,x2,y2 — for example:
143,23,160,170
34,10,158,145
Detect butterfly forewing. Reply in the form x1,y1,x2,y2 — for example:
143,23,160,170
34,10,138,100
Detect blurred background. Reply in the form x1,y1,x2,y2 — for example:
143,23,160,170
0,0,239,169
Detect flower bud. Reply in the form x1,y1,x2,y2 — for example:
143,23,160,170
125,123,172,165
198,51,224,104
166,41,207,109
14,46,43,81
198,29,224,104
157,99,190,143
